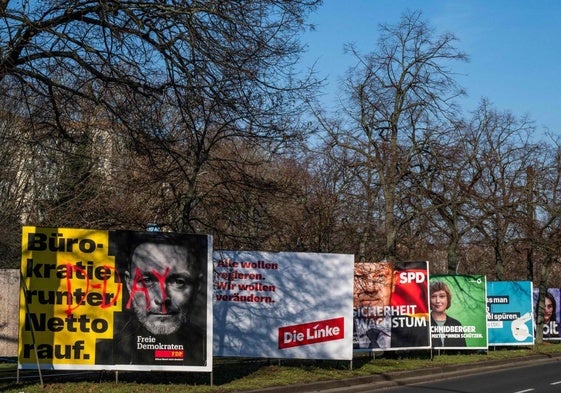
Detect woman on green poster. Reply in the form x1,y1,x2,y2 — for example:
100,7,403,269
430,281,466,347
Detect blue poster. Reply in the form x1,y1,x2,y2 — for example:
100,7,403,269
487,281,534,345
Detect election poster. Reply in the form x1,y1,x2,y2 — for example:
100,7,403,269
487,281,534,346
213,251,354,360
353,261,431,351
429,275,488,350
533,287,561,340
19,226,212,371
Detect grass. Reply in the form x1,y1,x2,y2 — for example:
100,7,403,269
2,344,561,393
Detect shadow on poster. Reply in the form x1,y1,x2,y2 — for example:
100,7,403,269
213,251,354,360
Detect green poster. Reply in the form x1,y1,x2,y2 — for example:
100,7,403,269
429,275,488,349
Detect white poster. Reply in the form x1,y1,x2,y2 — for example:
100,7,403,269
213,251,354,360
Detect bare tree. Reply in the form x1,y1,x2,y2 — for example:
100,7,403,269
287,145,361,254
529,138,561,343
0,88,29,266
1,1,320,120
1,0,322,235
460,101,538,279
411,123,475,274
324,10,467,261
416,100,540,275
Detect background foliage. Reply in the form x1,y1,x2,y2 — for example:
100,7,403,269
2,2,561,308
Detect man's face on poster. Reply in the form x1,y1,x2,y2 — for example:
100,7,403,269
126,243,199,335
354,262,396,309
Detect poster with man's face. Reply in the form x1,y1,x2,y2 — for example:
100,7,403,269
19,227,212,372
353,261,430,351
429,275,488,350
532,287,561,340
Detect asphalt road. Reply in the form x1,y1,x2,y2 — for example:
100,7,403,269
248,353,561,393
378,360,561,393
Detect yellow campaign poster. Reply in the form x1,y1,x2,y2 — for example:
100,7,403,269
19,227,121,368
19,226,213,372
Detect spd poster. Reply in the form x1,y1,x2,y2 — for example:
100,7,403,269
429,275,488,350
19,226,212,371
353,261,430,351
487,281,534,345
213,251,354,360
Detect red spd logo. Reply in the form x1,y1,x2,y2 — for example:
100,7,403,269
278,317,345,349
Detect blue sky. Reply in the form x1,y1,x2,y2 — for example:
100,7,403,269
300,1,561,135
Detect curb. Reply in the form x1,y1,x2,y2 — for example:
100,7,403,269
245,353,561,393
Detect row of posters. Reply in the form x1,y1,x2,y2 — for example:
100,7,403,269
352,262,489,351
17,227,548,372
353,267,541,351
19,227,355,371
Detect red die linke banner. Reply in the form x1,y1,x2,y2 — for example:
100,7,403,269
278,317,345,349
353,261,430,351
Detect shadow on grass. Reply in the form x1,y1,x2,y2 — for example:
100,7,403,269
0,347,555,391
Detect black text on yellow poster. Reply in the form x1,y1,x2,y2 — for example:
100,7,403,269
19,227,122,367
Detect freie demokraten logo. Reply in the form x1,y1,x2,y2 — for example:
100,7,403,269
278,317,345,349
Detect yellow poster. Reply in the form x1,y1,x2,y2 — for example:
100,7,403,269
19,227,121,367
19,226,212,372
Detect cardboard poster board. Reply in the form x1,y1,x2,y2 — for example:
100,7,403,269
19,226,212,371
353,261,431,351
213,251,354,360
429,275,488,350
487,281,534,346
